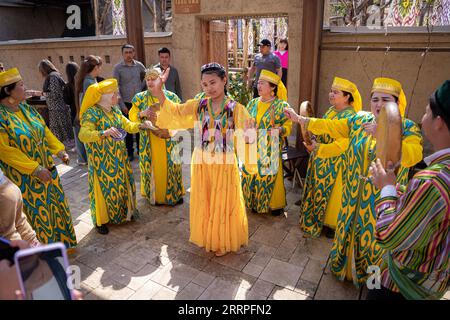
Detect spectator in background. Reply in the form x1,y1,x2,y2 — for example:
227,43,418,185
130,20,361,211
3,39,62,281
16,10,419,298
0,62,4,72
73,55,103,165
247,39,282,99
274,38,289,86
38,59,74,145
155,47,182,100
113,44,146,161
63,62,82,162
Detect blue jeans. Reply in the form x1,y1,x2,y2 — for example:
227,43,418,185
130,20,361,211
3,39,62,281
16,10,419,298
73,125,87,163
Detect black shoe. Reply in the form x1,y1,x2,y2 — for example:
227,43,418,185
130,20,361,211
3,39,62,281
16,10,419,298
295,199,302,206
271,209,284,216
176,198,184,205
324,226,335,239
96,224,109,235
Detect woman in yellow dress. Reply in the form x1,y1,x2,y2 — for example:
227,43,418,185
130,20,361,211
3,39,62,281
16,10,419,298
129,66,184,206
285,77,423,286
141,62,256,257
79,79,153,235
300,77,361,238
0,68,76,248
241,69,292,216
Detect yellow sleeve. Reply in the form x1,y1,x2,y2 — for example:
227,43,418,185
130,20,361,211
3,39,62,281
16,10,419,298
281,119,292,137
129,102,140,123
44,126,65,155
400,134,423,168
307,118,349,139
0,131,39,175
120,115,141,134
79,121,101,143
156,98,198,130
316,138,349,158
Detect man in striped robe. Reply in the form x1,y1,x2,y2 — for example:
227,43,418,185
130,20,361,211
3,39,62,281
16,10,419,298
368,80,450,300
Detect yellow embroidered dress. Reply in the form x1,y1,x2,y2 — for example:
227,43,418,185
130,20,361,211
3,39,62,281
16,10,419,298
306,112,423,285
241,97,292,213
156,97,252,253
79,105,141,227
300,106,355,237
130,90,184,205
0,102,77,247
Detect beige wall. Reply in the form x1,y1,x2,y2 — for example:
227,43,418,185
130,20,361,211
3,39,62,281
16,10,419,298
0,34,172,91
317,31,450,125
171,0,304,106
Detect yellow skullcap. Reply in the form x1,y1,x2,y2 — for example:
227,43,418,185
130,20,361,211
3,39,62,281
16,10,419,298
372,77,407,117
259,69,288,102
0,68,22,88
331,76,362,112
80,78,118,118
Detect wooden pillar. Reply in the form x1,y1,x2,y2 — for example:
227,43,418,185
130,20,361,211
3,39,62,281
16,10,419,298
124,0,146,65
297,0,324,148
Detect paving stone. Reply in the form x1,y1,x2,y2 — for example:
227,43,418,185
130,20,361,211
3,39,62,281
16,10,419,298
202,262,256,289
175,282,206,300
191,271,216,288
314,272,360,300
294,279,318,298
152,286,178,300
259,258,304,290
108,263,161,291
250,225,288,248
300,259,326,285
113,245,159,272
150,261,201,292
212,250,254,271
198,278,245,300
128,280,164,300
248,245,276,268
268,286,310,300
249,279,276,298
242,263,264,278
175,250,211,270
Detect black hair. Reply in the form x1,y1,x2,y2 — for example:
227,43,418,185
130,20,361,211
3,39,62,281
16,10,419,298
430,93,450,132
0,82,18,100
278,38,289,50
121,44,135,52
158,47,171,56
201,66,228,96
65,61,79,85
269,82,278,97
342,90,354,104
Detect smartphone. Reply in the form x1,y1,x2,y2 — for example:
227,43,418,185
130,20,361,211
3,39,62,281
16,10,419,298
14,243,73,300
0,237,20,264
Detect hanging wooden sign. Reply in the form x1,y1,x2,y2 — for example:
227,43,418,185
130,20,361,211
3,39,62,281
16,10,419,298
174,0,201,14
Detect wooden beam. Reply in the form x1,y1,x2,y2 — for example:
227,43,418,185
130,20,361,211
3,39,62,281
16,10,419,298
124,0,146,65
297,0,324,148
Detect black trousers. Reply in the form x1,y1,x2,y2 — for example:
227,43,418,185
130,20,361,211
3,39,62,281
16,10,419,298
123,102,139,157
366,286,405,300
281,67,288,87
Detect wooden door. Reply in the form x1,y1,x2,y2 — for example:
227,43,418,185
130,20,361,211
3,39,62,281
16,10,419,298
201,20,228,70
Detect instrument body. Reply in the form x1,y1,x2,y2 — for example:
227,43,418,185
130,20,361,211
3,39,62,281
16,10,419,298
299,101,314,145
376,101,402,170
